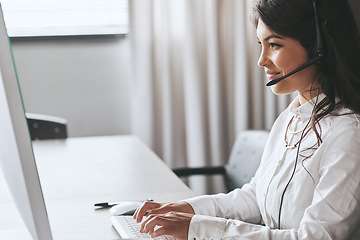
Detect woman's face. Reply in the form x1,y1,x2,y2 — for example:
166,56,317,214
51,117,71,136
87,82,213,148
257,19,318,97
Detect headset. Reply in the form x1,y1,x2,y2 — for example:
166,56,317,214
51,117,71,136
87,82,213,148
266,0,325,87
277,0,324,229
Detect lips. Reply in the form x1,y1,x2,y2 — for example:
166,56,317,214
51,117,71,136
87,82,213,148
266,71,281,81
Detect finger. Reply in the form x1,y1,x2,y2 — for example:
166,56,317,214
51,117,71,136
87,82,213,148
140,213,159,233
133,201,155,222
132,202,144,221
150,226,168,238
141,213,176,234
133,201,161,222
146,203,173,215
151,202,195,215
150,212,193,240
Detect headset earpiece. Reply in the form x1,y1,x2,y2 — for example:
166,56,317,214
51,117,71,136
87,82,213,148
313,0,325,60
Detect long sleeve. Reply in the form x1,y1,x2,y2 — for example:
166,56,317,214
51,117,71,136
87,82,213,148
185,176,261,224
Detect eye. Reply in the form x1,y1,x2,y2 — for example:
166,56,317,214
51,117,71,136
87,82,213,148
269,43,282,49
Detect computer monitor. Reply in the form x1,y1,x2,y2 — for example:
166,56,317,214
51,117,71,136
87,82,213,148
0,4,53,240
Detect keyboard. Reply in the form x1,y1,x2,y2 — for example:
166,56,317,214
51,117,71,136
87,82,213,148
111,215,177,240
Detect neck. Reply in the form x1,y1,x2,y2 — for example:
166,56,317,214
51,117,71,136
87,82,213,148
298,85,321,106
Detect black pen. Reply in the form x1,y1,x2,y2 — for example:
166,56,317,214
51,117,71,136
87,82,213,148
94,199,154,208
94,202,119,208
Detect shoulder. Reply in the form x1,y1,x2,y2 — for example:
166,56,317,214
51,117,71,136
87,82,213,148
320,108,360,140
317,108,360,155
313,109,360,175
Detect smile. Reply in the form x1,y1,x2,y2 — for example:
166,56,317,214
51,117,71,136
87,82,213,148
266,71,281,80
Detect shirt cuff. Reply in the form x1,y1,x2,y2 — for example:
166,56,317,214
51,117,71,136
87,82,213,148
188,215,227,240
183,195,217,216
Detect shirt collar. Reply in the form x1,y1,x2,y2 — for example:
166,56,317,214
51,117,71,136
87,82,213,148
289,93,326,123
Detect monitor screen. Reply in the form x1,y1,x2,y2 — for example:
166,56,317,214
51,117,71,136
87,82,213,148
0,4,53,240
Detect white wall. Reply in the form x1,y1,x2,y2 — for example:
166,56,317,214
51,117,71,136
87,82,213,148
10,35,131,137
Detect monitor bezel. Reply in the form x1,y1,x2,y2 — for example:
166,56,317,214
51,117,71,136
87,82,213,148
0,4,53,240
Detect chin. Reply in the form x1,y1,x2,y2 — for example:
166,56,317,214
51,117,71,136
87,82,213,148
270,83,294,96
270,86,283,95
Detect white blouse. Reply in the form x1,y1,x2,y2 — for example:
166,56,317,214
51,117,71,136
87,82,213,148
185,95,360,239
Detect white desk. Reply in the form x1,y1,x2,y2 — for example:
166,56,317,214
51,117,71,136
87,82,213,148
0,135,194,240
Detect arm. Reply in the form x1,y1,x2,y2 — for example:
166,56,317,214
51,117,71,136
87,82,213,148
185,176,261,224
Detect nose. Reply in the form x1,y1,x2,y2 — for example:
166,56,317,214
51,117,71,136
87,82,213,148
257,48,268,67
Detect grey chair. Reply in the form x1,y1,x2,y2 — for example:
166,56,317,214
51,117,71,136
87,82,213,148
173,130,269,192
26,113,68,140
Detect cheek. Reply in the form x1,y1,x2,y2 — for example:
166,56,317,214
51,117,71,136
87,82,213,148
272,49,308,73
273,53,296,72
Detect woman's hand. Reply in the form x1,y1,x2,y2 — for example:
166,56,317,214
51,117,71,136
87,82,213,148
140,211,193,240
132,201,195,239
133,201,195,223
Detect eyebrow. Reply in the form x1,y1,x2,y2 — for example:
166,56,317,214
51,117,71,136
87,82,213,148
264,34,284,41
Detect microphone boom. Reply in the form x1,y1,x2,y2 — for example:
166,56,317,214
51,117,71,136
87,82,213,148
265,56,321,86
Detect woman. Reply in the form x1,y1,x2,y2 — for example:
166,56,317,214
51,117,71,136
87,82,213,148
133,0,360,239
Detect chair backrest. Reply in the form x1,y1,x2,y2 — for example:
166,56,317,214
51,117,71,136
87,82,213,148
224,130,269,192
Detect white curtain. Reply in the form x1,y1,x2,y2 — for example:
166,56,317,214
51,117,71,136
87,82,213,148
128,0,293,195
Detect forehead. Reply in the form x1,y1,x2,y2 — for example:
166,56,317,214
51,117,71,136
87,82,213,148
256,19,279,40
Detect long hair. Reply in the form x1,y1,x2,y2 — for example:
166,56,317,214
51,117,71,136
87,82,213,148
252,0,360,144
